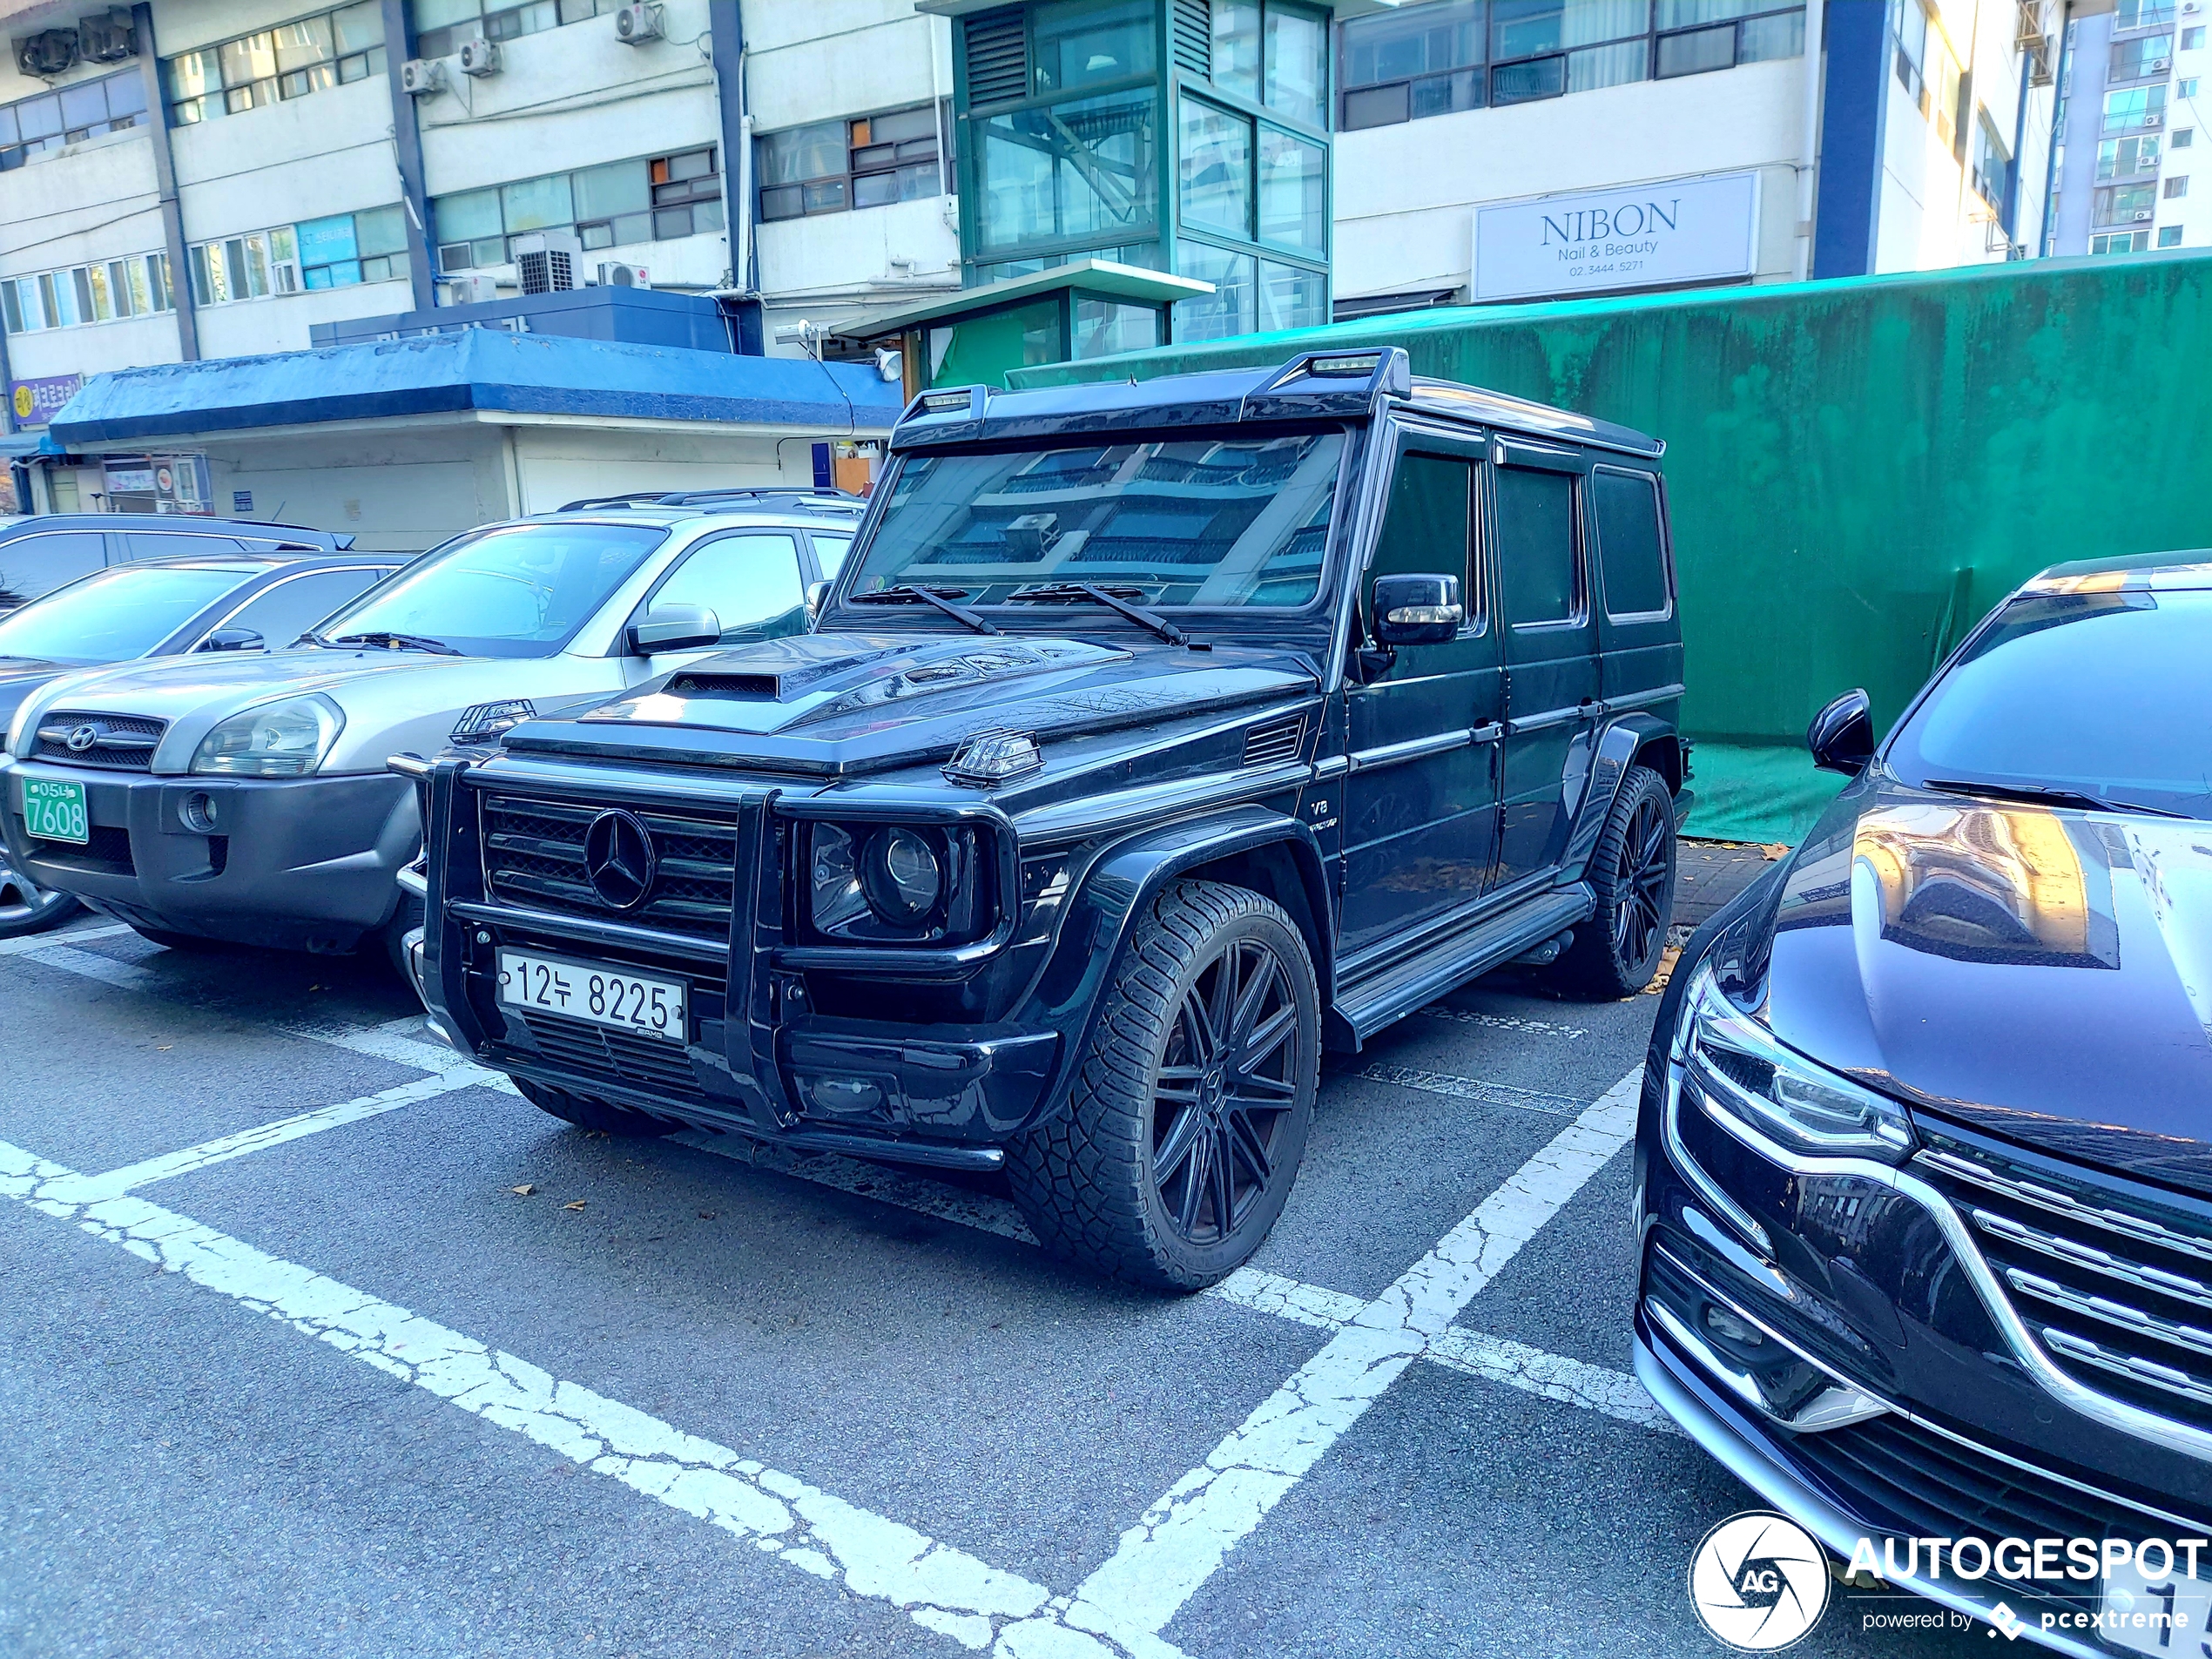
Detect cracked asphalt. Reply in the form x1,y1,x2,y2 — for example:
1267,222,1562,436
0,865,1994,1658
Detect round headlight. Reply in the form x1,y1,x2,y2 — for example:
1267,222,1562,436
860,826,943,923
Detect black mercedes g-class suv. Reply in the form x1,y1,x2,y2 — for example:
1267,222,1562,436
406,347,1689,1289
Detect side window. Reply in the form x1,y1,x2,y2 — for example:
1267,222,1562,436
811,532,853,583
1369,451,1475,628
121,532,245,563
216,570,388,648
1494,467,1581,627
649,532,807,644
0,532,108,606
1592,469,1670,620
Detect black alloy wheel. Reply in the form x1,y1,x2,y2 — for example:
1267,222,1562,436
1551,763,1678,999
1008,879,1319,1291
1150,937,1303,1248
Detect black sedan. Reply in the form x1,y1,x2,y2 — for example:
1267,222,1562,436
0,551,401,936
1635,552,2212,1653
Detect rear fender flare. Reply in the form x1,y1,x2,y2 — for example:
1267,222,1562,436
1560,713,1675,882
1015,806,1334,1123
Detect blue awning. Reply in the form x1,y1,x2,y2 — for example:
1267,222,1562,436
49,328,903,444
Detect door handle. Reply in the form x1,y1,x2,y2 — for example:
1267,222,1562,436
1470,721,1505,744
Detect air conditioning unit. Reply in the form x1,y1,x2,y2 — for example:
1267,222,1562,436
514,229,582,295
77,9,136,63
2134,209,2155,219
444,273,501,305
12,27,79,76
614,3,664,44
2146,112,2163,125
2152,57,2171,69
458,37,500,76
400,57,444,95
596,261,651,288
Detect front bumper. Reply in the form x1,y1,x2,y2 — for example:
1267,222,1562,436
1,759,418,951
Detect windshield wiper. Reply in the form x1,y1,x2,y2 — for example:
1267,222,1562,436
1923,778,2191,819
846,584,1000,636
1006,582,1204,651
320,630,464,657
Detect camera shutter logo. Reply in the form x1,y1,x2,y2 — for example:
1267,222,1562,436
1689,1511,1831,1650
583,810,657,910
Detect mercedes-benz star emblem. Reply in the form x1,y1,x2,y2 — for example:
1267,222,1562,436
582,809,657,910
64,724,99,752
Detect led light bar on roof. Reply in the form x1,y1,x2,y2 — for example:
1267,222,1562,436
1305,351,1383,377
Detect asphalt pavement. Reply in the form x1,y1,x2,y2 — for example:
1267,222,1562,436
1,848,1997,1658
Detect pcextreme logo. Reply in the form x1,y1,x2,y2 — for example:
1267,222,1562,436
1689,1511,1832,1650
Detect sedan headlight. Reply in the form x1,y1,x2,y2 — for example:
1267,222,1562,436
1676,963,1914,1162
192,694,345,778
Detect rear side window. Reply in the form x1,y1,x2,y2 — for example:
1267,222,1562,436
217,569,389,648
1494,468,1581,626
122,531,247,562
0,531,108,606
1370,452,1474,624
1592,469,1670,619
811,532,853,583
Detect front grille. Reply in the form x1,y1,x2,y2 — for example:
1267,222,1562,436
1921,1140,2212,1434
27,822,132,873
1783,1413,2208,1614
518,1010,702,1102
479,793,739,941
31,711,166,771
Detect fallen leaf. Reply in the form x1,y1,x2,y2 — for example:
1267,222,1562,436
1642,944,1684,995
510,1184,536,1197
564,1200,586,1211
156,1044,172,1051
697,1211,717,1220
1759,842,1792,860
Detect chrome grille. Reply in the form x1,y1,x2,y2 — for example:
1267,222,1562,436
1921,1142,2212,1433
478,793,739,942
31,711,166,771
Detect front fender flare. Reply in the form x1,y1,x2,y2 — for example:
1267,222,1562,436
1013,805,1333,1126
1560,712,1675,883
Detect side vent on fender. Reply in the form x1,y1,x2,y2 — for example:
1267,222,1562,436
1243,713,1306,768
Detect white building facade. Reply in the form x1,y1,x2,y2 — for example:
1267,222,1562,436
2047,0,2210,257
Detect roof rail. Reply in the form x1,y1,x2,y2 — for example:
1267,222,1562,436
555,486,867,511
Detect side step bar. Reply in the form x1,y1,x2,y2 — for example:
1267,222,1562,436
1328,883,1595,1049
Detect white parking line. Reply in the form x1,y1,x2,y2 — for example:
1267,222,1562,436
1350,1062,1590,1117
287,1015,518,1093
1424,1327,1674,1433
17,941,156,988
0,922,134,957
0,1137,1173,1659
1057,1066,1645,1653
1418,1005,1588,1041
43,1071,489,1206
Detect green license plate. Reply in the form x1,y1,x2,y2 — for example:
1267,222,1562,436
22,778,88,845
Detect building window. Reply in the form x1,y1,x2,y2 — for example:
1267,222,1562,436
2175,126,2195,146
2098,133,2162,179
1339,0,1804,130
2167,172,2190,195
2158,224,2184,244
1972,113,2013,205
3,253,174,332
165,3,385,125
2185,24,2207,48
756,105,947,222
1208,0,1331,128
186,207,408,305
434,152,721,271
2115,0,2176,28
0,70,146,169
2094,181,2160,225
976,85,1160,255
2110,32,2173,81
2090,228,2149,252
414,0,610,62
2103,84,2171,135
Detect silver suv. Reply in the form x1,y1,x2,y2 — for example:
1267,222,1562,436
0,489,860,968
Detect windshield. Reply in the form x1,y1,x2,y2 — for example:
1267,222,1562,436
0,563,255,664
311,523,667,658
1887,587,2212,818
845,431,1347,610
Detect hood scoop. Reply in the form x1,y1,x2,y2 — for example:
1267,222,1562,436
664,670,782,698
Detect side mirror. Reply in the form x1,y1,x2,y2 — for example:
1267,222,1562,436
198,627,266,652
626,604,723,655
1372,573,1464,647
806,580,830,623
1807,688,1876,776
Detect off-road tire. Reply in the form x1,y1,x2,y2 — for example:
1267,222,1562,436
1007,879,1319,1291
1549,763,1676,999
516,1076,681,1137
